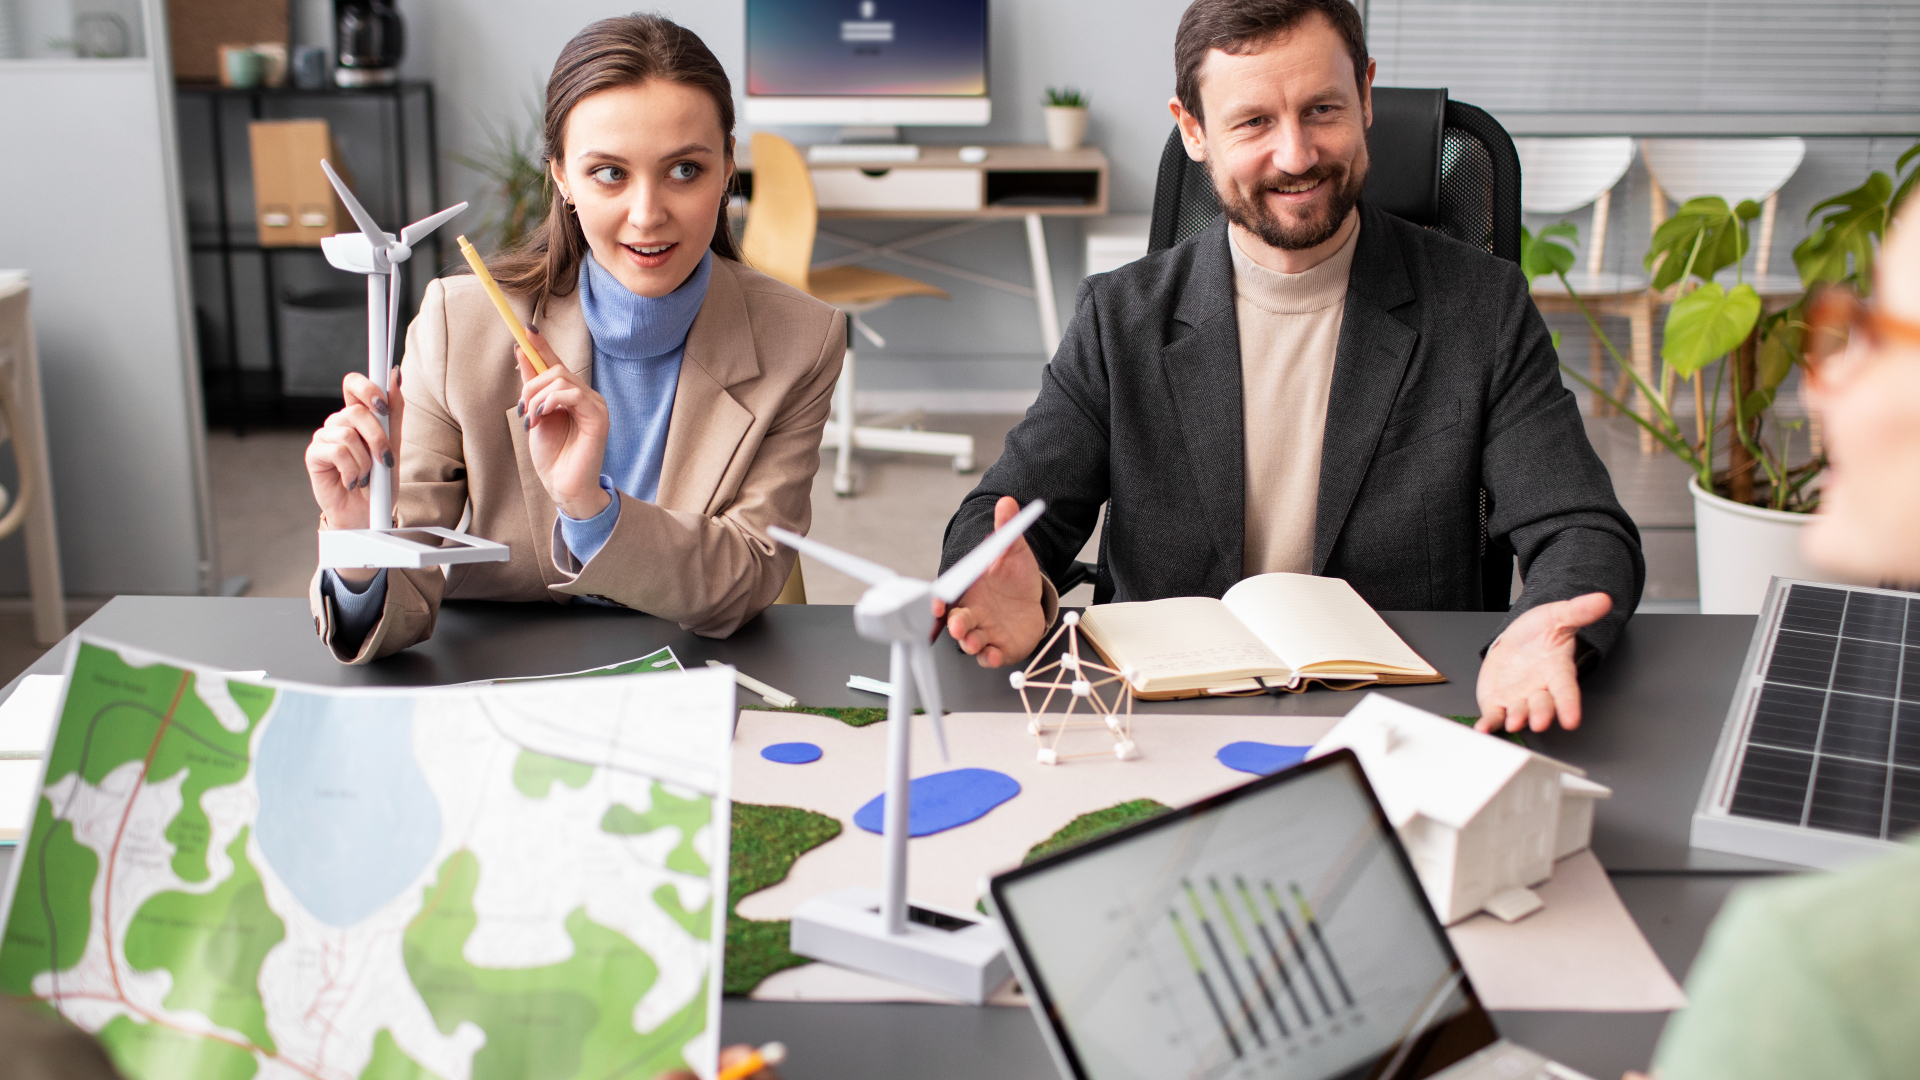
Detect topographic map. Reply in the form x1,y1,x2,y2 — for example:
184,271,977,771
0,639,734,1080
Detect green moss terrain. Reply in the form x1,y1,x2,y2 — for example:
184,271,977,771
725,803,842,995
1448,714,1526,746
1023,799,1172,865
748,704,923,728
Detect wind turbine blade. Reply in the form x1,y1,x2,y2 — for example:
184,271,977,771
401,201,470,248
909,642,949,763
321,159,390,257
767,526,898,587
930,498,1047,603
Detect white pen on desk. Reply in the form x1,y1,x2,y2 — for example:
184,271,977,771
705,660,799,708
846,674,893,696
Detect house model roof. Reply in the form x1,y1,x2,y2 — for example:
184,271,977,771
1308,694,1589,830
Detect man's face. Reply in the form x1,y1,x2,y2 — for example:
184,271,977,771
1175,13,1373,252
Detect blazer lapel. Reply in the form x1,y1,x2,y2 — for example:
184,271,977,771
1313,204,1419,574
1159,219,1246,579
658,258,756,514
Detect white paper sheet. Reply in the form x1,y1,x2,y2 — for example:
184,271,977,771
0,674,61,758
1446,850,1687,1012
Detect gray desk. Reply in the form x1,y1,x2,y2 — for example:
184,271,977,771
0,599,1797,1078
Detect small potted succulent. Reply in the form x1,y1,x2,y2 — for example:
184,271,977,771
1521,144,1919,612
1043,87,1089,152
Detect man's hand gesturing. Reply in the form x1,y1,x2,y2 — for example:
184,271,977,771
934,496,1049,667
1475,591,1612,733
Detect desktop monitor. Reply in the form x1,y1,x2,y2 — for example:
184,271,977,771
744,0,990,126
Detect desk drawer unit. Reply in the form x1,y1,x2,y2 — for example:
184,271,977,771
811,167,983,211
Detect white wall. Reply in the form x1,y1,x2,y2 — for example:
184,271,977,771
286,0,1194,404
0,56,212,595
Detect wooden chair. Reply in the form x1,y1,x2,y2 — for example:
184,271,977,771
741,132,972,497
1515,137,1660,447
774,560,807,605
0,272,66,644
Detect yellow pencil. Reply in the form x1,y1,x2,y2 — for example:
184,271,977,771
715,1041,786,1080
456,234,546,373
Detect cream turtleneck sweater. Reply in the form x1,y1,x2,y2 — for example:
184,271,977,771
1229,220,1360,577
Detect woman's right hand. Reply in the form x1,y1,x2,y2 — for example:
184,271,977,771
307,369,402,539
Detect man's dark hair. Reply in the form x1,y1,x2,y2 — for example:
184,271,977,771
1174,0,1368,124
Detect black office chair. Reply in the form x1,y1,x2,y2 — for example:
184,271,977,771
1067,88,1523,612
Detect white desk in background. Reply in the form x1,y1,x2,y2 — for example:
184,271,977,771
738,144,1111,356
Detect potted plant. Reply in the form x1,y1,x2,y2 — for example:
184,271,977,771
1043,87,1089,152
451,95,549,255
1521,144,1919,613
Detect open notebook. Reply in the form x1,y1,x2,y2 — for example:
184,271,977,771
1076,573,1444,699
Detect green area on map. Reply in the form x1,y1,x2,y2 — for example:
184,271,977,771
405,849,705,1080
601,783,712,877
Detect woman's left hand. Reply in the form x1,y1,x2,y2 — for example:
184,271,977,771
516,327,613,520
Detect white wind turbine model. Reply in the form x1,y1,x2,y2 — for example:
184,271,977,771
314,159,510,571
767,498,1046,1003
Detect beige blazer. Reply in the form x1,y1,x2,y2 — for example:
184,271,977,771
309,255,846,663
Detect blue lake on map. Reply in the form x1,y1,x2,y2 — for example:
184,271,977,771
256,694,443,927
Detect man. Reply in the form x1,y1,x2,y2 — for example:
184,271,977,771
938,0,1642,732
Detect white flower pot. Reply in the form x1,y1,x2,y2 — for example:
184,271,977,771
1043,106,1088,152
1689,475,1826,614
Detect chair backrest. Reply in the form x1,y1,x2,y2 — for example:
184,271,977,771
1147,89,1522,267
1515,137,1635,215
1639,137,1806,205
740,132,818,292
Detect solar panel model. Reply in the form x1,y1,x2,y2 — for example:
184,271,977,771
1694,577,1920,870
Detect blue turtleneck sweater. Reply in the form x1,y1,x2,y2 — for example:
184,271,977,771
324,250,711,645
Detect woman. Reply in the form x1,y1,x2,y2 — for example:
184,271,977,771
1629,205,1920,1079
306,15,844,663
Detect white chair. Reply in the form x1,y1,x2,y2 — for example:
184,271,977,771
0,272,66,645
1516,138,1660,441
1640,138,1807,296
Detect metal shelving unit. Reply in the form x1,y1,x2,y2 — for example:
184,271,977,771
175,80,442,429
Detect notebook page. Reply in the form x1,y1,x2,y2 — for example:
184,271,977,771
1077,597,1288,689
1221,574,1434,674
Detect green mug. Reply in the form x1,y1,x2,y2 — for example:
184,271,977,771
223,46,262,88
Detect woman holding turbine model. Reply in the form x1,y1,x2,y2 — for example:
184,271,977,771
305,14,844,663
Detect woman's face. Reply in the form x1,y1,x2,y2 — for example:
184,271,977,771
1803,211,1920,582
551,79,730,298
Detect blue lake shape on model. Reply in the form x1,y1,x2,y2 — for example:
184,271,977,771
854,768,1022,836
761,742,823,764
1216,741,1312,776
255,694,443,928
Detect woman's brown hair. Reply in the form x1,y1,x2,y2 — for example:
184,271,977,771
485,14,740,299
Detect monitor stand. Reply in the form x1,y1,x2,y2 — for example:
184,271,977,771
834,125,903,144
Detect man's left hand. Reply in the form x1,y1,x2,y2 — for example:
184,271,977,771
1474,592,1613,734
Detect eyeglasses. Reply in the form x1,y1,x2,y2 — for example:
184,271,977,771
1804,286,1920,391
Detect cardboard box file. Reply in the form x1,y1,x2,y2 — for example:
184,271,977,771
248,120,352,247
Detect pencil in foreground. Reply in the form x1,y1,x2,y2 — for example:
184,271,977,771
715,1041,787,1080
456,234,546,373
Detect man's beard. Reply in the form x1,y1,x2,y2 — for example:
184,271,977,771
1212,151,1367,252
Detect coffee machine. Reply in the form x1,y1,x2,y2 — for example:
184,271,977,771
334,0,402,87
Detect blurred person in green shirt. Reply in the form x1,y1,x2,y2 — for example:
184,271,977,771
1633,203,1920,1080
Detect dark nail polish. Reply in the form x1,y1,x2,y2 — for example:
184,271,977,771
373,397,390,417
360,473,371,490
382,450,394,469
517,400,525,417
346,475,358,491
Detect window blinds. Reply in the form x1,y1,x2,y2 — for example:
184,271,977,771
1368,0,1920,118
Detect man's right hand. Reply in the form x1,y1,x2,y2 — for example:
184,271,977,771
936,496,1049,667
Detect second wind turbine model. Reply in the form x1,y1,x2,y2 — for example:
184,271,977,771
767,498,1046,1003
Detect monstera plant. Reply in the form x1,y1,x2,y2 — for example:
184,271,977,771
1523,143,1920,514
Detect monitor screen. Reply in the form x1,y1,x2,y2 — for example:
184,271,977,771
993,755,1483,1080
746,0,988,98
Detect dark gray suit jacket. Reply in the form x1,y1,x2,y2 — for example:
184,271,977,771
941,205,1644,656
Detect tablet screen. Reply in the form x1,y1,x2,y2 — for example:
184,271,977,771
995,757,1478,1080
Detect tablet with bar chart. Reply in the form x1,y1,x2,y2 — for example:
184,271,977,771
1693,577,1920,870
987,751,1564,1080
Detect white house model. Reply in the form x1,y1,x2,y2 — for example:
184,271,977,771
1307,694,1612,925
